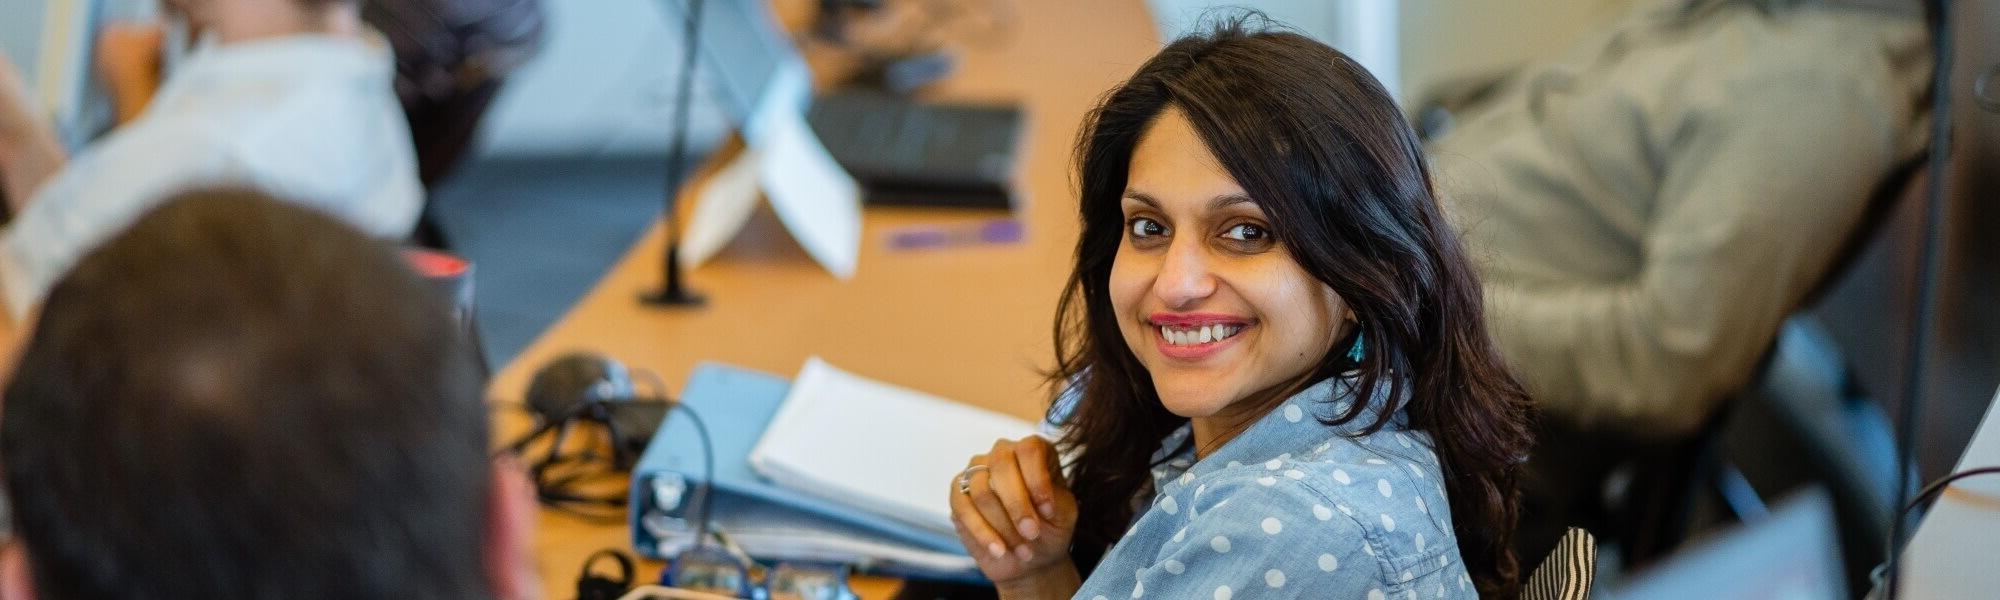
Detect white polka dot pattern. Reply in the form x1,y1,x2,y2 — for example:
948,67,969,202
1064,379,1474,599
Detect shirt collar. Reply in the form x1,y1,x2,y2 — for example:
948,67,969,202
1149,376,1407,490
153,34,391,108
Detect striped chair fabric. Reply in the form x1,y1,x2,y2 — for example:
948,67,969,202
1520,527,1597,600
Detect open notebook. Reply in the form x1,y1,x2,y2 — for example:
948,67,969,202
749,357,1039,536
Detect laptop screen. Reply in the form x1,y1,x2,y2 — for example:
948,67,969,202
1614,488,1846,600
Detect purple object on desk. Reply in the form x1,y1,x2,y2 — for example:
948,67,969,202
889,219,1024,250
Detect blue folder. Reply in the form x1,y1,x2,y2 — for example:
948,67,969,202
628,362,979,580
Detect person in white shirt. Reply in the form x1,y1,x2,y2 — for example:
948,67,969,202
0,0,421,320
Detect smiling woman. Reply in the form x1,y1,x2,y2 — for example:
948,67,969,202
1111,109,1354,440
945,13,1535,600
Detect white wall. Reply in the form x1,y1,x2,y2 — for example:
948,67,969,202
474,0,731,159
476,0,1644,159
1145,0,1644,103
1147,0,1400,99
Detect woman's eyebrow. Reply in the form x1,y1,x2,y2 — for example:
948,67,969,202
1121,191,1161,209
1210,194,1256,210
1121,191,1258,211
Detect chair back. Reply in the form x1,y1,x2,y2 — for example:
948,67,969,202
1520,528,1597,600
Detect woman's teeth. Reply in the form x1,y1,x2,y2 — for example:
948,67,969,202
1159,324,1243,346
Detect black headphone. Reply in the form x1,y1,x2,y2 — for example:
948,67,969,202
508,352,666,520
523,354,724,592
574,549,637,600
524,352,636,425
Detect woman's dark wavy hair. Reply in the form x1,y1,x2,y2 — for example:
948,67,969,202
1050,17,1535,597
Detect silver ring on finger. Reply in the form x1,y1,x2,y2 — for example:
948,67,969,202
957,464,991,495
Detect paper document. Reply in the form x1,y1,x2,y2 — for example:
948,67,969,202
673,98,863,278
755,108,862,279
641,508,978,576
749,358,1039,536
664,26,861,279
677,146,764,270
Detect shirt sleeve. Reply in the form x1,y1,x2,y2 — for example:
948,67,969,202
1484,64,1920,438
0,123,237,319
1123,476,1389,600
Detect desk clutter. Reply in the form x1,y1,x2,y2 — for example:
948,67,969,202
636,358,1038,582
517,352,1039,597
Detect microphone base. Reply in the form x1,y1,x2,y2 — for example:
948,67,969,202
640,287,707,308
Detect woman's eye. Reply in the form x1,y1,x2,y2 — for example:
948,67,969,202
1223,223,1268,241
1129,217,1167,238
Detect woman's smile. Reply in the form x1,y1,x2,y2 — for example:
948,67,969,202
1109,106,1347,420
1149,312,1252,360
1002,22,1536,599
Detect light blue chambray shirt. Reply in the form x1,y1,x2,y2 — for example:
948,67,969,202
1071,377,1476,600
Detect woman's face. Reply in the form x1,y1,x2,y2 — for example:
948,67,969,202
1110,107,1350,420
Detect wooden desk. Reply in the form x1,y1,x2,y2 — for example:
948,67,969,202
488,2,1159,597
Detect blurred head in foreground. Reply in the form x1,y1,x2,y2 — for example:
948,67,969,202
0,188,535,600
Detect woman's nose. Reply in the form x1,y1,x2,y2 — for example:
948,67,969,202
1152,237,1217,309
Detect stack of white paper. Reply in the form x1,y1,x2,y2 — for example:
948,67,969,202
643,510,978,575
749,358,1039,535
